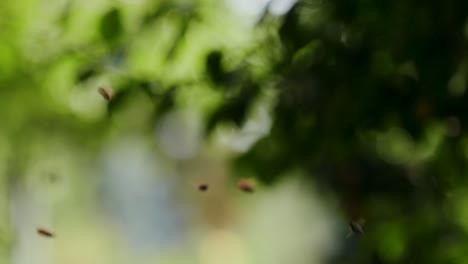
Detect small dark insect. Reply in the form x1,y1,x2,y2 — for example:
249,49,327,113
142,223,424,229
37,228,54,238
237,179,255,193
98,87,113,101
349,218,366,235
198,184,208,192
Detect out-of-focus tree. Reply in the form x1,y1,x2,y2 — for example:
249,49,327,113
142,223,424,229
211,0,468,263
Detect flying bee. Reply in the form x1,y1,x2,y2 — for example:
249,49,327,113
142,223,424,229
237,179,255,193
37,228,54,238
347,218,365,237
98,87,113,101
198,184,209,192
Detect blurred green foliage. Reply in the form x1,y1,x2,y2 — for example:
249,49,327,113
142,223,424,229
1,0,468,263
229,1,468,263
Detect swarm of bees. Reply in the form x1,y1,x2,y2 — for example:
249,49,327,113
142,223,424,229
31,89,363,240
38,88,366,241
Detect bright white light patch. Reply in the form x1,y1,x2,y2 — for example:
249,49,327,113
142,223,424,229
269,0,298,15
225,0,297,18
225,0,269,17
237,177,339,264
200,229,250,264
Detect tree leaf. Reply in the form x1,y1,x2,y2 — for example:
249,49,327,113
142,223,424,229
100,8,123,44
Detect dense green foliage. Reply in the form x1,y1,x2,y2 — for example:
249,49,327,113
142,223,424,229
209,1,468,263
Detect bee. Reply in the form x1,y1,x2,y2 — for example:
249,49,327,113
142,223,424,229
98,87,113,101
37,228,54,238
198,184,209,192
347,218,365,237
237,179,255,193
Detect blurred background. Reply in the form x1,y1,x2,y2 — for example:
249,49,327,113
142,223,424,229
0,0,467,263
